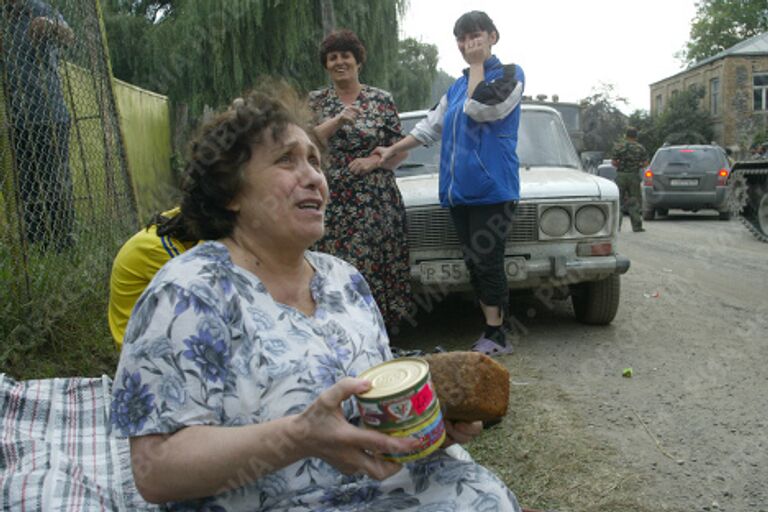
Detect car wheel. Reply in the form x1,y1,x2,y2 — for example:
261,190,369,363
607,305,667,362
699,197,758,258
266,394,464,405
657,208,669,217
642,208,655,221
718,210,731,221
570,274,620,325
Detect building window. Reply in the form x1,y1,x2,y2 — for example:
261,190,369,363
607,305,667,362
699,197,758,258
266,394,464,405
710,77,720,115
754,73,768,112
656,94,663,113
671,90,679,99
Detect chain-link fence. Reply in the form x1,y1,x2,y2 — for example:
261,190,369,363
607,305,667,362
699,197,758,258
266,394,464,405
1,0,137,356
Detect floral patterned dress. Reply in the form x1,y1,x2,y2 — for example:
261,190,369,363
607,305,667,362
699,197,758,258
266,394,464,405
111,242,521,512
309,85,411,333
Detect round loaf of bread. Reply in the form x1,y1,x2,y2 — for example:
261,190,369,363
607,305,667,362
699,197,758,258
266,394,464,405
422,351,510,422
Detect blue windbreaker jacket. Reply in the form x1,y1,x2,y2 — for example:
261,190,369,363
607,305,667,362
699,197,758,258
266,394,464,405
411,55,525,207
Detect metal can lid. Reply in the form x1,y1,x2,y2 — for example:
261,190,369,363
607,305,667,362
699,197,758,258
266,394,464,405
357,358,429,400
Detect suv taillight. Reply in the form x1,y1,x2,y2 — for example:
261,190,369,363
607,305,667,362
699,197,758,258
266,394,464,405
643,169,653,186
717,168,729,186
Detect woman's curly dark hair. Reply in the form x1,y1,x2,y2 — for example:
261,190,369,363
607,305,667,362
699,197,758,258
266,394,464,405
319,29,367,68
179,87,315,241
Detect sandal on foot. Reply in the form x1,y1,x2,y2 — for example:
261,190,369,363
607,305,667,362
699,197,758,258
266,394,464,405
471,337,514,357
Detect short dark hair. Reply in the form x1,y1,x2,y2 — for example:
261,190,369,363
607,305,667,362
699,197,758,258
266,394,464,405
626,127,639,139
179,87,314,240
453,11,499,41
319,29,367,67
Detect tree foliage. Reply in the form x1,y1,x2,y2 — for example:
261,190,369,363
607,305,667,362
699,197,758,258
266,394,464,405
430,69,456,105
629,86,714,155
390,38,438,111
103,0,405,117
579,84,628,153
682,0,768,65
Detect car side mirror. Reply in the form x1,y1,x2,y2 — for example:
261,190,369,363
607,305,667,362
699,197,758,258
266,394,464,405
597,166,617,182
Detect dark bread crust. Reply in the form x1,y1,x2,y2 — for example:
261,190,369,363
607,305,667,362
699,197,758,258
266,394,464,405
423,352,510,422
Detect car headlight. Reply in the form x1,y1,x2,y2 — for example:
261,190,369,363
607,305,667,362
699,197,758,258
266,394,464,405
575,205,607,235
540,206,571,237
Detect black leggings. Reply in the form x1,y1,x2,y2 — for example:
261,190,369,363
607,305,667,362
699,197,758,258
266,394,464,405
449,201,517,312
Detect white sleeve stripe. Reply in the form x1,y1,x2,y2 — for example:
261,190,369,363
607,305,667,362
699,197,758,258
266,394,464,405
411,95,447,145
463,81,523,123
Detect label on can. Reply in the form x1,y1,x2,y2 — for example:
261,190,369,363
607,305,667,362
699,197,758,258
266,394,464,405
380,406,446,463
356,358,437,431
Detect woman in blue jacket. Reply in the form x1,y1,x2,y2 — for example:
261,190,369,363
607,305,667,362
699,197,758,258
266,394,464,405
375,11,525,355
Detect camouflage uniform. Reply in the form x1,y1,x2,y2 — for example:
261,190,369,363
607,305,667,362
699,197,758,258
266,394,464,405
611,139,648,231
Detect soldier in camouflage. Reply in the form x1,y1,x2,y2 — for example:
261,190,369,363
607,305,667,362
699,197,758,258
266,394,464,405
611,127,649,232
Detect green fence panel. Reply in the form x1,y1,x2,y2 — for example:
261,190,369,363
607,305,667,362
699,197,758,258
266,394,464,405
113,78,174,222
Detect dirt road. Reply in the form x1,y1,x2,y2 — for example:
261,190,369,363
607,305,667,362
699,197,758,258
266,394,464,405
393,212,768,511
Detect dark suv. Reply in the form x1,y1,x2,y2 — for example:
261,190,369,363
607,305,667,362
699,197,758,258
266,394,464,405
642,144,731,220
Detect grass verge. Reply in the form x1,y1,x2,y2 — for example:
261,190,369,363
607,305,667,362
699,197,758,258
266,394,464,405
467,355,659,512
1,226,122,379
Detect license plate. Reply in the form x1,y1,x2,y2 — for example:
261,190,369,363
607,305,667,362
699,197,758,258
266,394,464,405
420,258,527,284
670,178,698,186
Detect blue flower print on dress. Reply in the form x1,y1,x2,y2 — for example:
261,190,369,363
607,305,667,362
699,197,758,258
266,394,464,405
110,370,155,436
166,496,227,511
318,483,384,510
248,306,276,331
346,272,374,306
174,286,216,317
433,458,480,486
415,502,458,512
159,376,187,406
262,337,290,357
148,337,174,358
197,316,228,344
111,249,520,510
472,493,503,512
313,353,344,388
323,330,352,363
182,329,231,383
252,473,290,508
193,241,231,264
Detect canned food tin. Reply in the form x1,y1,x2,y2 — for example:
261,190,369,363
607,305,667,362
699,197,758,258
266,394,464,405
356,358,446,462
356,358,438,431
380,405,446,463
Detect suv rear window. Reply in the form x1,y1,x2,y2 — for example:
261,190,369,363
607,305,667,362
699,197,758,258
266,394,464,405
651,147,726,172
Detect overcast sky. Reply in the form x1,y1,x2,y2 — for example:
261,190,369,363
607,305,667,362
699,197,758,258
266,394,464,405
400,0,699,114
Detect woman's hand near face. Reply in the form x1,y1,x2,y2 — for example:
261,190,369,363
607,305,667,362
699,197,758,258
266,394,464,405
297,378,420,480
313,105,362,143
336,105,361,126
349,155,381,175
442,419,483,448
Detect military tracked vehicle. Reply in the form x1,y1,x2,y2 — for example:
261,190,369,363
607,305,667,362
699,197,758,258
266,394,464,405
727,160,768,242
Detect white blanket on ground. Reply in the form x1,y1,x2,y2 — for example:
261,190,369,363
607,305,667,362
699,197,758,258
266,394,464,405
0,374,158,511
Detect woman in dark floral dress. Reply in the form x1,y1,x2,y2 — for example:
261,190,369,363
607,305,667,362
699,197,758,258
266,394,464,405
309,29,411,333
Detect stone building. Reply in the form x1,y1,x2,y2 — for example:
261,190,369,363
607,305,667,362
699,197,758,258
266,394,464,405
649,32,768,157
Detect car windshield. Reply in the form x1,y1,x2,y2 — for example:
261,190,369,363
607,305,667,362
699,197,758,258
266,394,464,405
518,110,581,168
397,116,441,176
397,109,581,177
651,147,725,171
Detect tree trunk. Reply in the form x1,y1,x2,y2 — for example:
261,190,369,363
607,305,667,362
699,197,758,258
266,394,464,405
320,0,335,35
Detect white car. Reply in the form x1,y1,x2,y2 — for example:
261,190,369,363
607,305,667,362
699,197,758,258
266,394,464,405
395,105,630,325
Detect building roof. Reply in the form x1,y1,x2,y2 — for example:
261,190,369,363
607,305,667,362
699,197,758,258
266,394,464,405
651,31,768,86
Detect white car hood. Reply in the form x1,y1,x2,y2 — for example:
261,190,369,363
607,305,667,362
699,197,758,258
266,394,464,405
396,166,619,208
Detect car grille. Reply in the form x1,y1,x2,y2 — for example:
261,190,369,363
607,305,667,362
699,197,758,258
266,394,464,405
406,203,539,251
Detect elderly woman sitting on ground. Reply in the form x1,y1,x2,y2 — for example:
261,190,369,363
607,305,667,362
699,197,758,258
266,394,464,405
110,89,522,511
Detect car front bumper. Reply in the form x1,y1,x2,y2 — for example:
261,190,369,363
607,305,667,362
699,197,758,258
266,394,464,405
410,253,631,292
643,186,728,210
